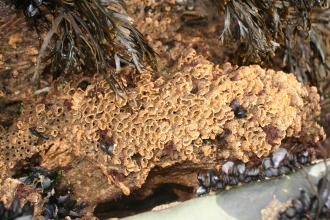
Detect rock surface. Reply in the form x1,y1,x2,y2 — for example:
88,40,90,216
0,50,325,218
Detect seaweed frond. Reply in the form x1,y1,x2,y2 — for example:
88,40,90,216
212,0,330,91
212,0,283,63
12,0,157,98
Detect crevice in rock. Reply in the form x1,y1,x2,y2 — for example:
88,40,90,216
94,183,193,219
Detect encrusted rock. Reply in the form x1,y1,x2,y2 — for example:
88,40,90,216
0,48,325,217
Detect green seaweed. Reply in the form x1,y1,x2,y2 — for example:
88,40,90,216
203,138,214,145
16,103,24,115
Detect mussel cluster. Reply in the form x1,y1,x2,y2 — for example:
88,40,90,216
263,148,312,178
196,148,312,197
19,166,57,195
43,195,84,220
0,197,35,220
279,176,330,220
196,161,262,196
18,166,86,219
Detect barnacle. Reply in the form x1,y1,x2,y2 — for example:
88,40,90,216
9,0,156,97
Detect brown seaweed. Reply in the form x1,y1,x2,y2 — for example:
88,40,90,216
211,0,330,92
10,0,157,98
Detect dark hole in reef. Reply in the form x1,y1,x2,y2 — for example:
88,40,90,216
94,183,193,219
0,100,23,129
144,6,155,14
11,153,43,178
164,40,176,52
131,153,142,162
190,87,198,94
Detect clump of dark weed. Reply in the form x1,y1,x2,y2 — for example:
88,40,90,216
10,0,157,98
211,0,330,92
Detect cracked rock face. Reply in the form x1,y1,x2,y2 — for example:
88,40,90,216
0,48,325,217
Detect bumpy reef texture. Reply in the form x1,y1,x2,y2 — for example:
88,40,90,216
0,47,326,218
0,0,327,219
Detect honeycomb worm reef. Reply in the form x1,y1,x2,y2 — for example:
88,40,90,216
0,48,325,217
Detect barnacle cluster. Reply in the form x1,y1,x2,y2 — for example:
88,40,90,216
196,148,313,197
0,48,325,217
